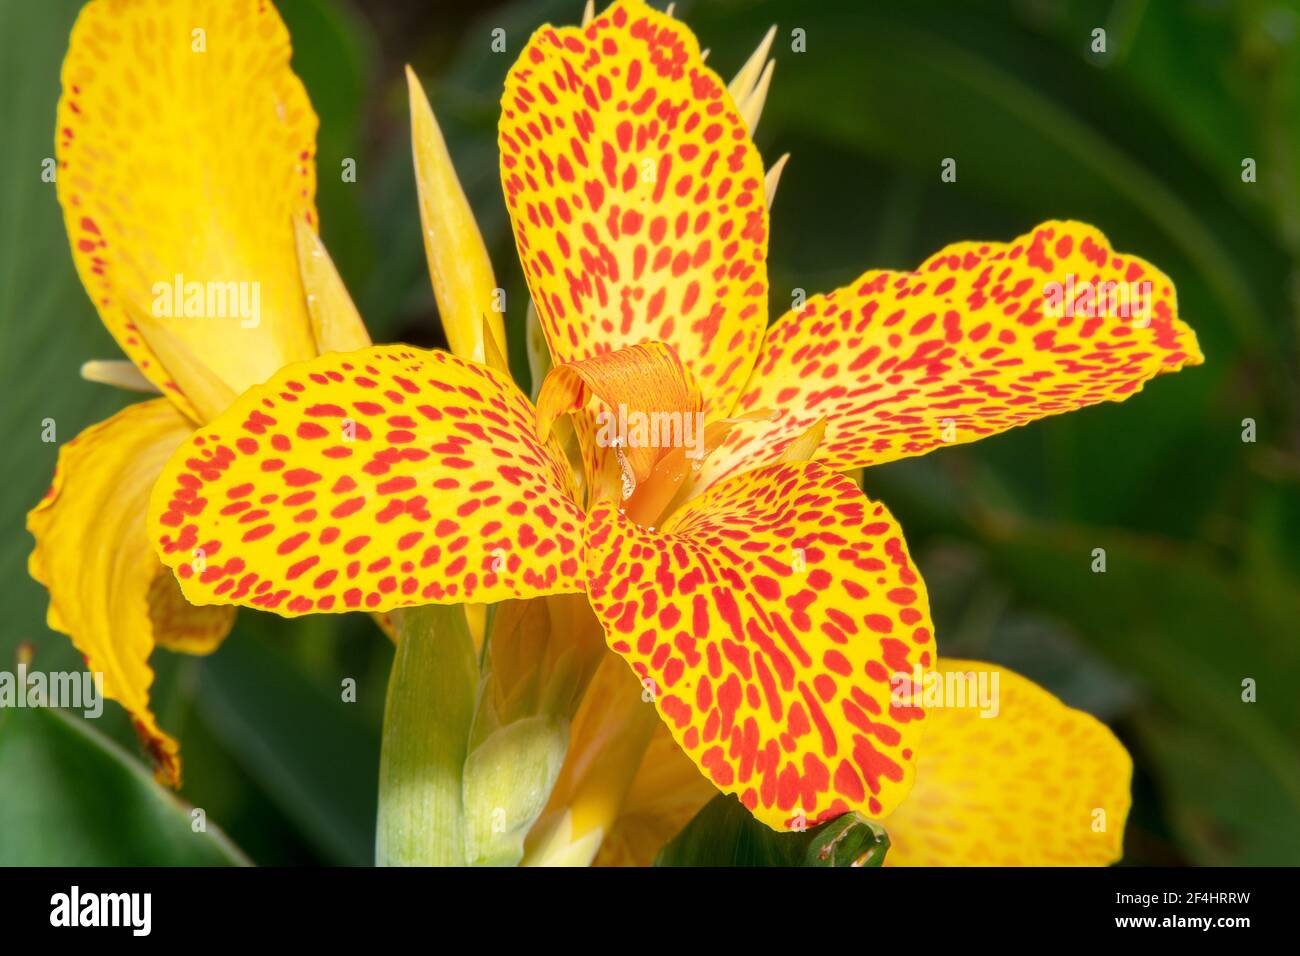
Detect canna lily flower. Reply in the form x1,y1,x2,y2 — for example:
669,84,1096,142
27,0,372,785
146,0,1200,864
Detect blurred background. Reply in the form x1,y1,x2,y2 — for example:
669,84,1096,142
1,0,1298,865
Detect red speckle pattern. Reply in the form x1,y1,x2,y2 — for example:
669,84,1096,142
500,0,769,420
699,221,1203,487
583,460,932,829
149,347,585,615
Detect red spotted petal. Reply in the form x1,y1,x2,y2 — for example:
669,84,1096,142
500,0,769,420
148,347,585,615
700,221,1203,486
583,460,932,830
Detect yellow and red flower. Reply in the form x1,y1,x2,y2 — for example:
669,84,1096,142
53,0,1200,863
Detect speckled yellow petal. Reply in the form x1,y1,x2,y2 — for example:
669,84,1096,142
700,221,1202,488
27,399,236,786
57,0,320,415
584,460,933,830
148,346,585,615
499,0,770,420
882,658,1132,866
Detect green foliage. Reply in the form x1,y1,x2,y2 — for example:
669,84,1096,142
0,707,246,866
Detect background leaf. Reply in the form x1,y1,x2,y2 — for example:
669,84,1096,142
656,794,890,867
0,707,246,866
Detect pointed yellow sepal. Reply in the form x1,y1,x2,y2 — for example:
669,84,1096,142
729,25,776,133
293,218,372,355
124,301,234,425
406,66,507,372
778,415,828,462
765,152,790,209
80,360,161,395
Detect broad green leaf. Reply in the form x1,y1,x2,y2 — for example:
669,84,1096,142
0,706,246,866
656,794,890,867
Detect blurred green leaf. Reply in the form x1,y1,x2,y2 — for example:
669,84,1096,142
280,0,376,288
1135,711,1300,866
0,707,246,866
657,794,890,867
197,629,381,866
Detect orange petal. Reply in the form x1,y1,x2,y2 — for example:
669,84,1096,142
583,460,933,830
536,341,703,500
499,0,770,420
57,0,321,416
883,659,1132,866
27,399,236,786
148,346,585,615
701,221,1203,485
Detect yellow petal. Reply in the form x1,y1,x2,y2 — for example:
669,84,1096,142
293,217,372,355
406,66,507,370
148,346,585,615
57,0,321,412
701,221,1204,486
882,659,1132,866
584,460,933,830
27,399,236,786
593,718,718,866
499,0,771,420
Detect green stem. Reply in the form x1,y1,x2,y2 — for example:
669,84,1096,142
375,605,479,866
